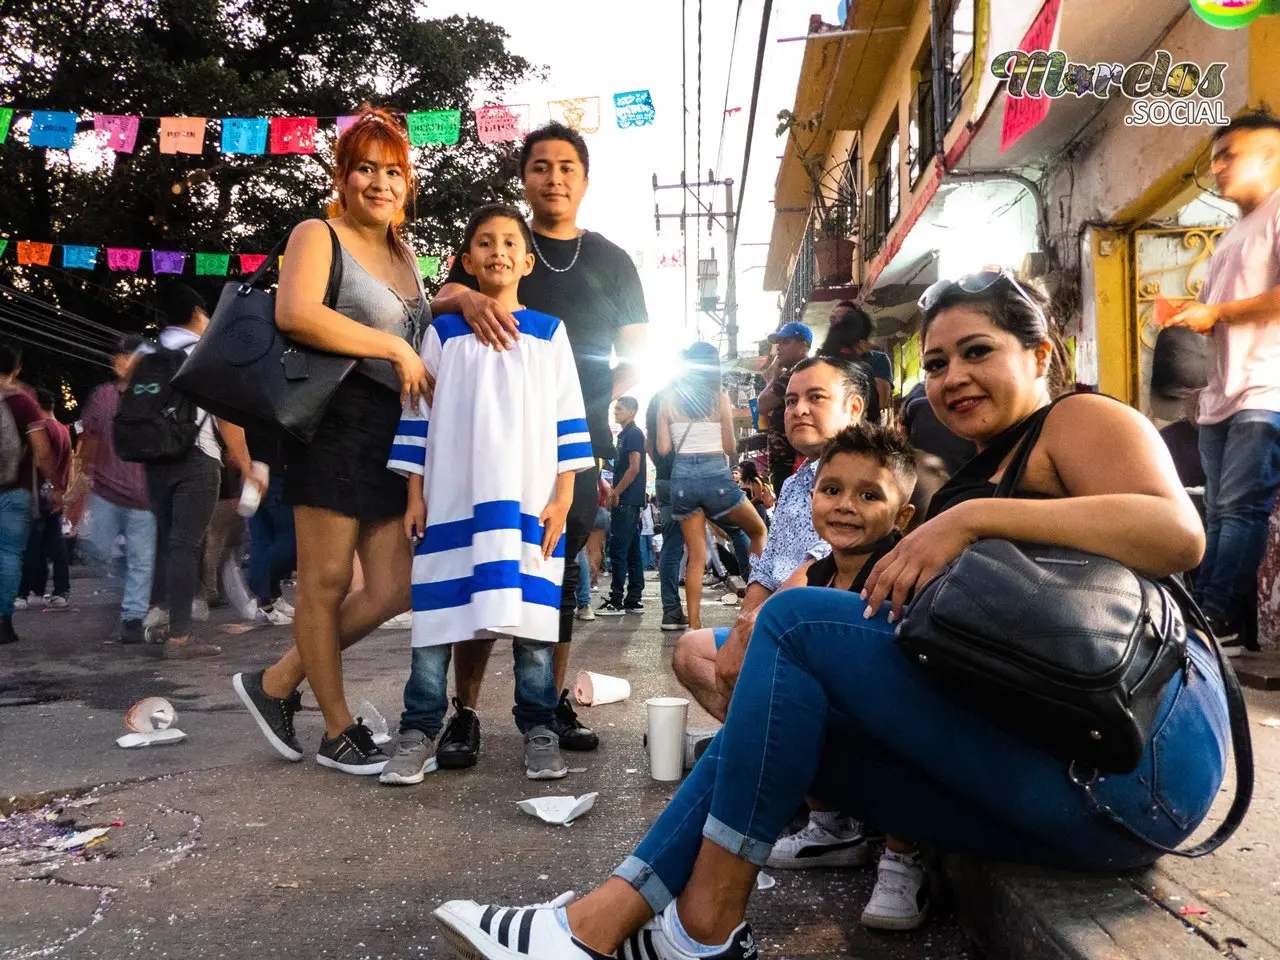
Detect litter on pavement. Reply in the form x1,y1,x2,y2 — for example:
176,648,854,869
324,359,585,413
517,793,599,826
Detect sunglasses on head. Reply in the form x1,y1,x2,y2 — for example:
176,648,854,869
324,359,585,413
917,268,1049,328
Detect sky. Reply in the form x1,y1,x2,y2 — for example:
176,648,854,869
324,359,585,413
423,0,823,401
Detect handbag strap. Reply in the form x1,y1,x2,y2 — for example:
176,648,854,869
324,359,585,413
238,220,344,310
991,395,1254,857
1084,577,1254,858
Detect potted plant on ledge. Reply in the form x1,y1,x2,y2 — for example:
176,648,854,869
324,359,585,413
777,109,857,286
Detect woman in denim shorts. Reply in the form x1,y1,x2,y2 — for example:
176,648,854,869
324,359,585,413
655,343,767,629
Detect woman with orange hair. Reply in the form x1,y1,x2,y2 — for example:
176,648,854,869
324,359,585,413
233,106,431,776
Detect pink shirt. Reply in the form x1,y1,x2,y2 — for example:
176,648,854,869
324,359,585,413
1197,187,1280,425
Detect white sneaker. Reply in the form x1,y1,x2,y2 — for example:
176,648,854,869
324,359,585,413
617,901,758,959
272,597,295,618
47,595,69,609
433,899,607,959
12,596,27,611
191,598,210,622
378,612,413,630
144,606,169,629
576,604,596,621
766,814,869,869
256,605,293,626
861,849,930,931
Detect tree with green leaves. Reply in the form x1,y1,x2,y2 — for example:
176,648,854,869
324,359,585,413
0,0,538,406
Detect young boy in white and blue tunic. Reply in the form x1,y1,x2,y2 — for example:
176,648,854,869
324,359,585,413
382,204,594,784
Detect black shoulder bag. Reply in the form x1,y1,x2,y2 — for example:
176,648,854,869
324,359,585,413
172,222,355,443
896,402,1253,856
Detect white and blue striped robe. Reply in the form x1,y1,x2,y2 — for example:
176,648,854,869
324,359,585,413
388,309,594,647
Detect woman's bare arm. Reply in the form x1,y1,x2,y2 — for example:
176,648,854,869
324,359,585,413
720,392,736,456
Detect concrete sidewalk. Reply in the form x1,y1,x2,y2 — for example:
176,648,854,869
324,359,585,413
1,575,976,960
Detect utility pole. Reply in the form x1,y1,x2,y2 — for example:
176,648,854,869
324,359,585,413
652,169,740,359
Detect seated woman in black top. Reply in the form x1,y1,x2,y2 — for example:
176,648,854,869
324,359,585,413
431,272,1227,960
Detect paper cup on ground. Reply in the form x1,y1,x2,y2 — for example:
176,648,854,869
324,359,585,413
125,697,176,733
575,671,631,706
646,697,690,781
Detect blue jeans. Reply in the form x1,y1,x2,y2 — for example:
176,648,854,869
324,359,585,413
640,534,654,571
82,493,156,622
657,481,683,615
608,503,644,607
400,639,559,737
670,454,745,522
657,480,750,613
248,475,296,604
575,549,592,607
0,488,32,617
614,587,1229,912
1197,410,1280,624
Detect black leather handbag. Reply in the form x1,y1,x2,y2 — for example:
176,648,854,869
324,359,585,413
171,222,355,443
896,403,1253,856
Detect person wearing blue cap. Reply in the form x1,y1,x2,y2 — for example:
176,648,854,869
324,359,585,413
757,321,813,494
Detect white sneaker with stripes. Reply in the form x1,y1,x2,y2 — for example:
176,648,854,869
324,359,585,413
433,899,612,959
617,902,758,959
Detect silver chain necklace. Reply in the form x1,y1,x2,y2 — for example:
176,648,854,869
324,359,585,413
530,229,584,273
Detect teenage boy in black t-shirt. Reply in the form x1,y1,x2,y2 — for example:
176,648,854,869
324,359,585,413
429,123,649,764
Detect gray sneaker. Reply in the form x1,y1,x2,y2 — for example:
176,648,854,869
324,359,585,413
379,729,438,785
523,725,569,780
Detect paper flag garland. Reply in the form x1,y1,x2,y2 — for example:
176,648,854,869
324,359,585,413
239,253,268,274
614,90,655,128
62,245,98,270
17,241,53,266
475,105,530,144
417,255,440,279
548,98,600,134
195,253,231,276
0,108,13,145
107,248,142,271
151,250,187,274
30,111,77,149
222,118,268,155
0,240,7,259
407,110,461,146
94,115,139,152
270,117,318,154
159,117,206,155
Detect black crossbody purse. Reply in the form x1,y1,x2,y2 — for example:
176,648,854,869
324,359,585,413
172,222,356,443
896,402,1253,856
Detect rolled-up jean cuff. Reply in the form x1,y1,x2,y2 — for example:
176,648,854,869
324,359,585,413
703,814,774,866
611,855,675,916
612,855,675,914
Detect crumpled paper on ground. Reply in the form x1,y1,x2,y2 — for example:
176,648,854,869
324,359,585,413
517,793,598,826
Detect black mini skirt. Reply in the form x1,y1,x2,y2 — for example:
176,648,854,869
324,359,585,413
282,373,408,522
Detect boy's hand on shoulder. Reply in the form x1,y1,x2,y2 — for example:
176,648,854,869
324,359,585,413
540,496,572,560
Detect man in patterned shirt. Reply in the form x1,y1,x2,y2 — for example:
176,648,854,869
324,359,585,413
672,355,869,718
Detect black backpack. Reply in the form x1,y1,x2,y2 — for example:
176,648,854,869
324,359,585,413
114,345,206,463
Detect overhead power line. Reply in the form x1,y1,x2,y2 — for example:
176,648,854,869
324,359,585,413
716,0,746,175
735,0,774,244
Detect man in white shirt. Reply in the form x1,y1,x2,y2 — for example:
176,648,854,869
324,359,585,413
1168,113,1280,648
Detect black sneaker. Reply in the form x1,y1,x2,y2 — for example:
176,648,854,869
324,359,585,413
436,697,481,769
624,600,644,614
1207,616,1244,656
555,689,600,751
316,719,389,775
0,615,17,645
598,599,626,617
120,619,145,645
661,609,689,632
233,670,304,761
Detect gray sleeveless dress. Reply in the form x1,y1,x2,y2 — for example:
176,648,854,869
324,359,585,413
282,238,430,521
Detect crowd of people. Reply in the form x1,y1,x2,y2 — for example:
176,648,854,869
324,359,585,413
2,107,1276,960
